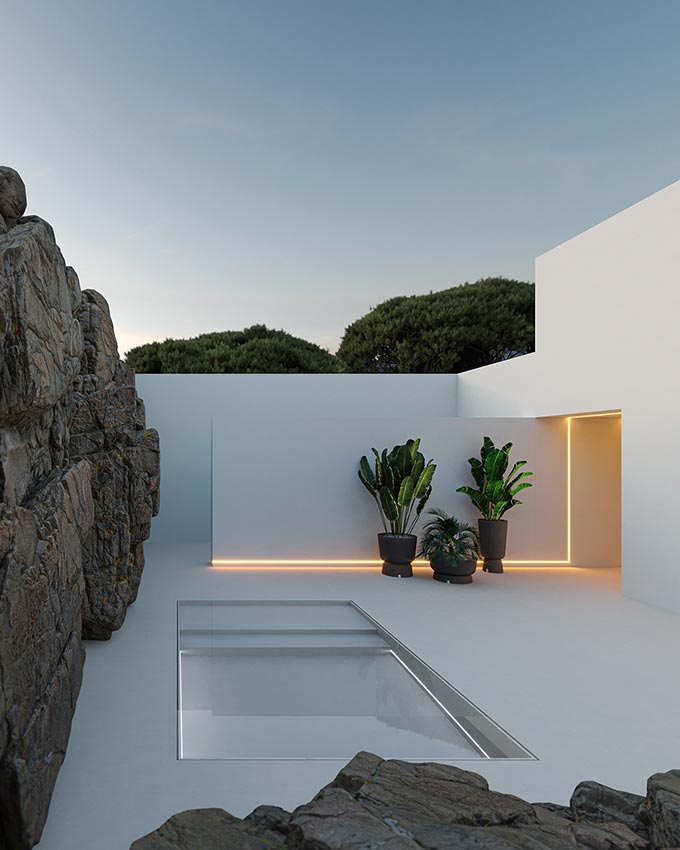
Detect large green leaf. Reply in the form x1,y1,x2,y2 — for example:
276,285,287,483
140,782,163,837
411,455,424,485
381,449,394,491
469,457,485,489
480,437,495,465
397,475,414,507
371,448,383,486
498,497,525,518
484,447,509,481
458,481,490,517
416,485,432,515
506,459,527,480
409,486,433,533
494,500,511,519
359,456,376,490
358,469,376,497
394,444,411,479
509,481,533,497
506,470,533,491
469,491,490,517
486,478,505,504
379,486,399,522
413,462,436,498
409,438,421,461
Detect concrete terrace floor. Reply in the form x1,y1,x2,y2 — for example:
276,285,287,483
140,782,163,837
39,541,680,849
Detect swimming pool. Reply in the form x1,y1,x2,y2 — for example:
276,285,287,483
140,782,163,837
178,600,534,761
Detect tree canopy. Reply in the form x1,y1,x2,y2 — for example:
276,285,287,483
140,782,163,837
336,277,535,373
125,278,535,374
125,324,342,374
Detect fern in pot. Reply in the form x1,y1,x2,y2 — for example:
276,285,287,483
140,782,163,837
418,509,480,584
457,437,533,573
358,438,436,577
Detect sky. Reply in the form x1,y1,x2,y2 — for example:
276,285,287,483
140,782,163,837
2,0,680,356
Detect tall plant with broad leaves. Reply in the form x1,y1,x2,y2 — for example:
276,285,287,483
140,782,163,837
358,439,436,535
457,437,533,520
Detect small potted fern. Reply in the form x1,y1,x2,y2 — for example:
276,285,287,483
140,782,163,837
418,509,480,584
358,438,436,577
457,436,533,573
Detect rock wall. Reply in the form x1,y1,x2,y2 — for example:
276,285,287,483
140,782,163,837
0,167,160,848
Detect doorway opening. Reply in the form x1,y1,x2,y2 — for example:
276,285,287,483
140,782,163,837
568,412,621,568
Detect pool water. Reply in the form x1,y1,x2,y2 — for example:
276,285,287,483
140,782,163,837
178,600,533,761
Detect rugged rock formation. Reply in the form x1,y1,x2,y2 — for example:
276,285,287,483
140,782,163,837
645,770,680,849
0,166,27,233
570,780,649,839
0,168,160,848
71,288,160,638
132,752,680,850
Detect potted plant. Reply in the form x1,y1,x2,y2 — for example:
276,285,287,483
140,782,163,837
358,438,436,577
456,437,533,573
418,509,480,584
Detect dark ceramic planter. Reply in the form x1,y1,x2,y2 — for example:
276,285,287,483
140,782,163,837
378,533,417,577
478,519,508,573
430,557,477,584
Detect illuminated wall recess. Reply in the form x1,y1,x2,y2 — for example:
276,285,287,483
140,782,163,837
211,410,621,570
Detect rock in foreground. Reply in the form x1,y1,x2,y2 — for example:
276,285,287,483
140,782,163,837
131,752,679,850
645,770,680,849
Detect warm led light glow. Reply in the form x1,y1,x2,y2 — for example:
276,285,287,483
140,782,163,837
501,566,582,571
210,564,429,571
210,558,571,567
503,560,569,564
566,410,621,565
567,415,572,563
209,563,581,571
568,410,621,420
210,559,426,565
211,410,621,570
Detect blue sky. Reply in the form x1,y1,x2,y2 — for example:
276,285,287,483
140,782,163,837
3,0,680,354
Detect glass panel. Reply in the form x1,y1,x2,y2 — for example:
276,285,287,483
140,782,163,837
178,600,534,761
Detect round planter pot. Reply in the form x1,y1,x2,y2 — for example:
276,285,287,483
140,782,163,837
478,519,508,573
378,533,417,577
430,557,477,584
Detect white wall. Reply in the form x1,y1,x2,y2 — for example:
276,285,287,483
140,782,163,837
136,374,458,544
458,180,680,611
140,180,680,609
212,416,567,562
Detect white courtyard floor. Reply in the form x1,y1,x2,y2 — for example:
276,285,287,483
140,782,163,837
39,540,680,849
